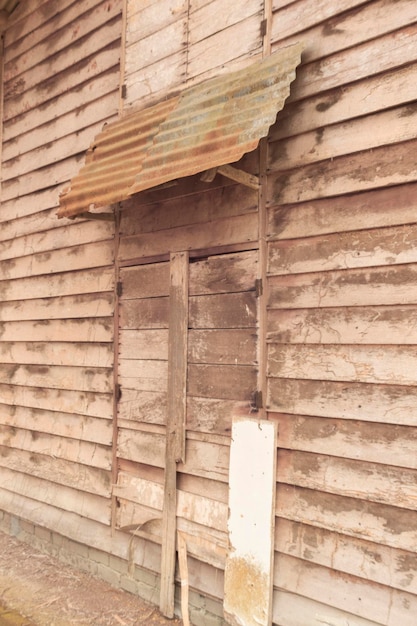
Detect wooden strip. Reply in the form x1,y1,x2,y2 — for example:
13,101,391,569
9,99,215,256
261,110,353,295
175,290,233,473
278,449,417,511
276,484,417,552
0,319,113,343
118,213,258,262
118,359,168,392
189,249,258,295
0,267,114,301
267,263,417,309
268,104,417,173
273,589,381,626
126,0,187,42
274,552,417,626
118,389,167,425
188,329,256,365
0,403,112,445
1,466,110,524
119,297,169,329
275,517,417,595
267,377,417,426
0,293,113,322
119,329,169,360
0,384,113,419
276,414,417,470
267,183,417,241
267,139,417,205
0,364,112,393
0,446,111,496
0,425,111,470
267,305,417,345
120,263,170,299
186,396,254,434
160,251,189,617
189,292,257,328
268,344,417,386
177,532,190,626
189,0,263,43
187,363,257,401
0,342,112,367
124,51,186,108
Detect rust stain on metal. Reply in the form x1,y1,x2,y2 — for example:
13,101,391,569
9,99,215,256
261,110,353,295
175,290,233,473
58,43,303,218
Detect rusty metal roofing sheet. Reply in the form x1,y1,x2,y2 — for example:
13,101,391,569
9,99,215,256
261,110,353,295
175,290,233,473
58,43,303,218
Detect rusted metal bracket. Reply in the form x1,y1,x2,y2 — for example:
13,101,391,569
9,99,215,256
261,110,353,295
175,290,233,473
200,164,260,190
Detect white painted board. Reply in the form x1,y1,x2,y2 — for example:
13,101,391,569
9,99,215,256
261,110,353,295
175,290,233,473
224,417,277,626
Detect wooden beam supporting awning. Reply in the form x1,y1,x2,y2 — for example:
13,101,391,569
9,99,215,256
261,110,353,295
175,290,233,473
57,43,303,219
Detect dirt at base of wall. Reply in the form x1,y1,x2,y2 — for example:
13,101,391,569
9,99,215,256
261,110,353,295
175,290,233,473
0,532,183,626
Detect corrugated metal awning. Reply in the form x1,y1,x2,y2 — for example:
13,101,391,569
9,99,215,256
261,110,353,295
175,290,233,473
57,43,303,218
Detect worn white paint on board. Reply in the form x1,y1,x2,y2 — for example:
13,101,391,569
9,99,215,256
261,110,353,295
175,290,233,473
224,417,277,626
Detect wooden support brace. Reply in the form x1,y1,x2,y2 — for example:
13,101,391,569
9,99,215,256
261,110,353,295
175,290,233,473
217,164,260,190
160,251,189,618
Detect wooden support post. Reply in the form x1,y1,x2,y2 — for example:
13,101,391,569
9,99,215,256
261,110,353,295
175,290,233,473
160,251,189,618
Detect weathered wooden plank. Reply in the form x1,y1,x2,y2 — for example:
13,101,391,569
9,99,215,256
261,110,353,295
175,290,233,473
224,418,276,626
267,305,417,345
188,329,257,364
119,213,258,261
0,267,114,301
0,403,112,445
118,389,167,425
276,484,417,553
189,292,257,328
268,344,417,386
187,397,254,434
0,446,111,497
189,250,258,295
267,183,417,241
273,589,382,626
278,449,417,511
0,424,111,470
271,0,376,38
160,251,189,615
1,467,110,524
0,341,112,368
0,220,112,257
120,184,258,236
4,44,120,120
268,264,417,309
269,103,417,173
272,0,417,61
274,552,417,626
288,22,417,101
119,330,169,360
0,293,113,322
0,384,113,419
0,319,113,343
5,1,121,82
189,0,263,44
118,429,230,481
275,518,417,596
5,15,121,95
188,363,257,400
0,363,112,393
115,473,228,531
267,378,417,426
276,414,417,470
126,0,187,42
118,359,168,392
268,223,417,276
125,19,186,77
268,139,417,205
187,13,263,78
273,63,417,144
119,297,169,329
120,263,169,299
124,51,186,108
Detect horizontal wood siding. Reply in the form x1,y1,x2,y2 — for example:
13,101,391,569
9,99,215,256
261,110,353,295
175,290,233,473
0,0,121,549
116,176,259,603
123,0,264,109
269,2,417,624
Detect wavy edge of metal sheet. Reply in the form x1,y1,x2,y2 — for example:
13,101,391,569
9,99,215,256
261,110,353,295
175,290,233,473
58,42,303,218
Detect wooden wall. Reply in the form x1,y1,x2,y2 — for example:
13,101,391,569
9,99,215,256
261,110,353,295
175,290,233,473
123,0,264,109
0,0,121,550
267,1,417,624
115,170,260,607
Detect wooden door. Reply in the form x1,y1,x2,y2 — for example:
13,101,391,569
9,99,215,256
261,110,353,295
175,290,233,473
114,249,259,609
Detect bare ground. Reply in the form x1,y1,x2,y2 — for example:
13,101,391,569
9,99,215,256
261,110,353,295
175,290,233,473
0,532,183,626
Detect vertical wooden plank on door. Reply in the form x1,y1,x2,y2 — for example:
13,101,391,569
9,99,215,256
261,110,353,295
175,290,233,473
160,251,189,617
